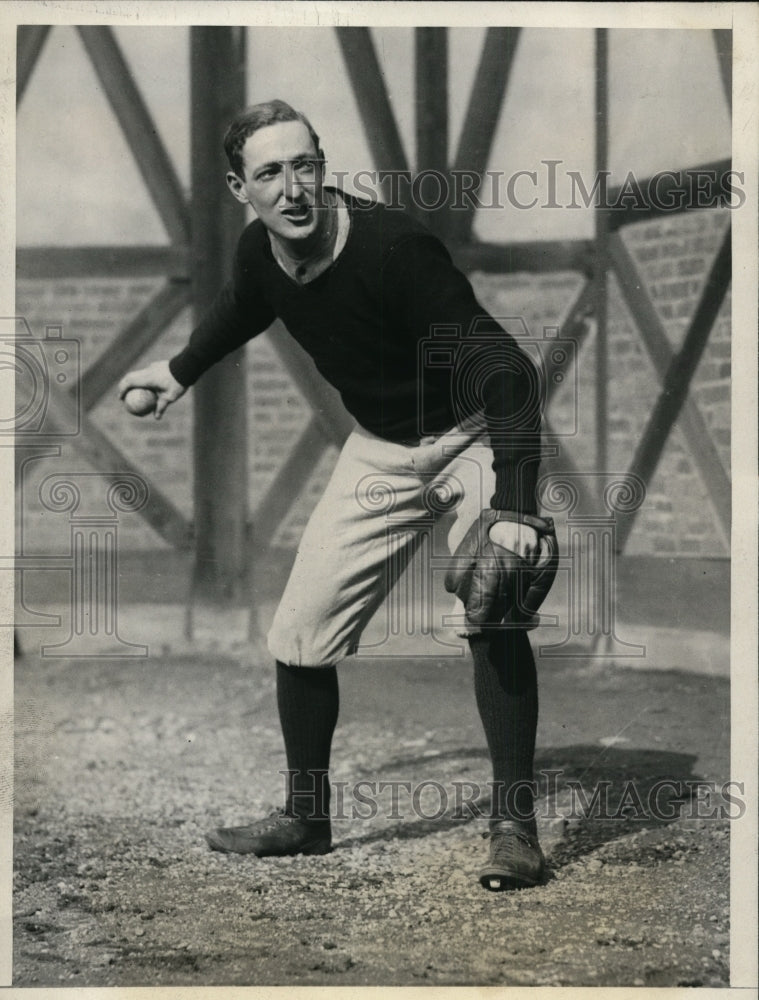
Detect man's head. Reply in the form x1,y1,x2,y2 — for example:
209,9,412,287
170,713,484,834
224,101,328,246
224,100,323,180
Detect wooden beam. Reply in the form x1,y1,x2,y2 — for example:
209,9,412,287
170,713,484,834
252,418,328,544
26,386,193,550
595,28,610,477
79,281,191,412
335,26,410,193
712,29,732,113
415,28,448,174
449,27,521,243
16,245,191,280
77,26,191,246
538,282,597,517
450,238,594,276
609,228,731,550
451,27,521,174
415,27,449,236
190,27,248,603
267,321,355,447
17,25,51,105
606,159,732,232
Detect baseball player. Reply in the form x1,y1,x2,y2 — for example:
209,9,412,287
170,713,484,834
119,100,557,891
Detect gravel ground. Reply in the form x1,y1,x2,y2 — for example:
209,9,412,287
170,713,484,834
14,648,732,987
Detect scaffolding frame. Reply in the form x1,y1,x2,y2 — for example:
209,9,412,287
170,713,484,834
16,24,732,605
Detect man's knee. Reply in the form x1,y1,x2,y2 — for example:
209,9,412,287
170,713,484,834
267,619,354,667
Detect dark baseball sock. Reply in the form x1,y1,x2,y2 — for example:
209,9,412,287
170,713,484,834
276,660,339,823
469,630,538,830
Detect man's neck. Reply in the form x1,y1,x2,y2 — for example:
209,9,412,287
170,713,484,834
271,189,338,264
269,189,349,283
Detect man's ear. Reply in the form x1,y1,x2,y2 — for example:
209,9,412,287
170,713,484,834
226,171,249,205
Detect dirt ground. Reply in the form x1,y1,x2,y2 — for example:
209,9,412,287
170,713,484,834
14,642,732,988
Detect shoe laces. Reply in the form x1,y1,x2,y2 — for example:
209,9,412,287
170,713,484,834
482,826,536,848
253,808,297,834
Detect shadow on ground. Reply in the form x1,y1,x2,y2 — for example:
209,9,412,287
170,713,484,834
13,648,732,987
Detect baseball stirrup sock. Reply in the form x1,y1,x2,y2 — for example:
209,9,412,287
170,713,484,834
469,630,538,828
276,660,339,821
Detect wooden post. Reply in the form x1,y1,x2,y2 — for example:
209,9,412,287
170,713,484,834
415,27,449,237
594,28,609,479
190,27,249,603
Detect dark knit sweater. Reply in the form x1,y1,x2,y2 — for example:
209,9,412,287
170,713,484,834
169,191,542,513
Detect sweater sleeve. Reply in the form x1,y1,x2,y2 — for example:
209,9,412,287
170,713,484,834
168,231,276,387
382,234,543,515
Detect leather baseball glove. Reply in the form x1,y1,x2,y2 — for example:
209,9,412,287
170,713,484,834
445,508,559,629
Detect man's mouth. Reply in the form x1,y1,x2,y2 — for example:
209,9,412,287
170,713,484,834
281,205,312,224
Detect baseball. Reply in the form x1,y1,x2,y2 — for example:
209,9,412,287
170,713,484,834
124,387,158,417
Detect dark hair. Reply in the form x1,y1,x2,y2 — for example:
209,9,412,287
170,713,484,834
223,100,322,179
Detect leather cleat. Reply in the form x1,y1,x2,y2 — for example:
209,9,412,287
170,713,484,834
205,809,332,857
479,819,545,891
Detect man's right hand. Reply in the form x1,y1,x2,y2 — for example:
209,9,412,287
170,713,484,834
118,360,187,420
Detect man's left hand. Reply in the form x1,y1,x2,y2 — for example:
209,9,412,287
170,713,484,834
445,509,558,627
488,519,541,564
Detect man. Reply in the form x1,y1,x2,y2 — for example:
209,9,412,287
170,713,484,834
119,100,557,891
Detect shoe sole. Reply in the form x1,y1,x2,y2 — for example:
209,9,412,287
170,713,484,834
205,833,332,857
478,867,542,891
296,841,332,857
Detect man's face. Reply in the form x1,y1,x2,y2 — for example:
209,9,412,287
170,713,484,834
226,120,326,244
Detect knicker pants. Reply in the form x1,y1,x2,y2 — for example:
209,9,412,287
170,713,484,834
267,420,498,667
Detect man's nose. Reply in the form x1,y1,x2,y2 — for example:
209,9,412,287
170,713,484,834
283,164,307,200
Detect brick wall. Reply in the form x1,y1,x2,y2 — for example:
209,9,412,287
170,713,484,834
471,209,731,558
15,209,730,559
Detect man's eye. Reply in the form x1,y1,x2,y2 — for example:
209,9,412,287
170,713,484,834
293,159,316,177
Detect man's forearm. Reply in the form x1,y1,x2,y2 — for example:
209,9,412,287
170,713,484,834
473,339,543,515
169,281,269,387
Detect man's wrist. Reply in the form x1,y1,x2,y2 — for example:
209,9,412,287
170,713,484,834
490,456,540,516
168,354,196,389
488,509,552,533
